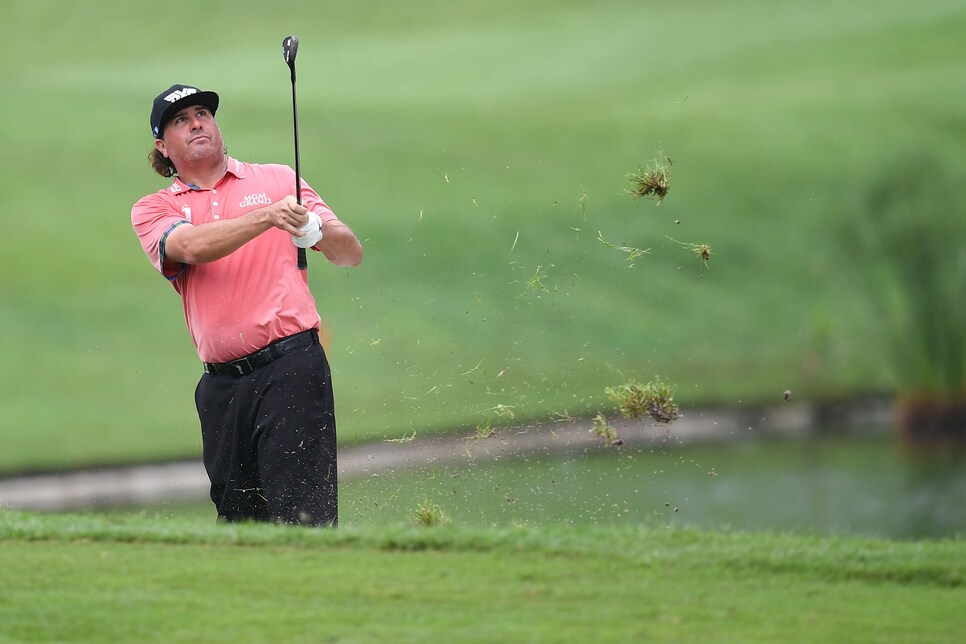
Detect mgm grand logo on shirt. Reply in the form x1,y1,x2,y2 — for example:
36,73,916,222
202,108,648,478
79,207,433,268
239,193,272,208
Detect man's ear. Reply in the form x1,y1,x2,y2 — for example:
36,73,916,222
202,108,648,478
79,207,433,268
155,138,168,158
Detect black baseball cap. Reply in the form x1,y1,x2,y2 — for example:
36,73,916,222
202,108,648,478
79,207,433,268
150,84,219,139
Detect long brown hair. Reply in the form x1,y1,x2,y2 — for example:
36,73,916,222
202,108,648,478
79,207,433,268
149,148,177,178
147,145,229,178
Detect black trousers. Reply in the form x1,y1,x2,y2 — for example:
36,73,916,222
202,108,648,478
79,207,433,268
194,337,338,526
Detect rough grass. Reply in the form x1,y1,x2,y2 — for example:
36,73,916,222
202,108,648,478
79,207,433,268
0,510,963,642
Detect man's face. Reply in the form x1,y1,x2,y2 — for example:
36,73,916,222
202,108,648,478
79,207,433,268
154,103,224,169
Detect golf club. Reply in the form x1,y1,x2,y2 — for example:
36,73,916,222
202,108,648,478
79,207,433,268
282,34,307,271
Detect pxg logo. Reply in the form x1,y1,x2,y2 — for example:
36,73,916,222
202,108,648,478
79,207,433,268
164,87,198,103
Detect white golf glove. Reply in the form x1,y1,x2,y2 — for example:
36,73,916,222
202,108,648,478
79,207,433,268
292,211,323,248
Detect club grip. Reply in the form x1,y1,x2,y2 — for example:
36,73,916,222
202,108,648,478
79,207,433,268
297,247,307,270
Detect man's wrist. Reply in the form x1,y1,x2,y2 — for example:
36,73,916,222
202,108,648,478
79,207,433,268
292,212,323,248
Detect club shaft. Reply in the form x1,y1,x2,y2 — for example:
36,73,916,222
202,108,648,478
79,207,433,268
290,75,302,206
289,65,307,270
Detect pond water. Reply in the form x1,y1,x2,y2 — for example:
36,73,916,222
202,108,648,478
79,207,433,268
104,433,966,540
341,434,966,539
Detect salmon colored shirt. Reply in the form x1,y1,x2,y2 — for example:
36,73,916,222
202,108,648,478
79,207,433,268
131,158,338,363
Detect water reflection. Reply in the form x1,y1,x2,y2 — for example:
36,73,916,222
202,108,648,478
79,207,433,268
342,434,966,539
896,453,966,539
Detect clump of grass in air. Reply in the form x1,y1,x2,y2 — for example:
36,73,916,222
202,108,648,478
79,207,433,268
486,404,516,420
606,377,681,424
597,232,650,267
626,154,672,204
411,500,447,527
666,236,712,268
525,265,550,294
383,430,416,444
464,421,495,458
472,420,496,442
591,413,623,447
466,406,513,454
552,410,577,424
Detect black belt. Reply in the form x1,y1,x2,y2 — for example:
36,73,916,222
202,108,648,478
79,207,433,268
203,330,319,376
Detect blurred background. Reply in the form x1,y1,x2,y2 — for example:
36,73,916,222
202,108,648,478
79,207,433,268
1,0,964,538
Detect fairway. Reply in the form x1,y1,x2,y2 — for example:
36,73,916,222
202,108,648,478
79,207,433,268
2,0,965,471
1,512,964,642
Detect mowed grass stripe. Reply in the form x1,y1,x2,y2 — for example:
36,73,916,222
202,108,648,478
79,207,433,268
1,511,963,586
0,512,963,641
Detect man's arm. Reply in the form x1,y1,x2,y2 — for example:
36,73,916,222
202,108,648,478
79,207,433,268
165,196,309,265
315,219,363,267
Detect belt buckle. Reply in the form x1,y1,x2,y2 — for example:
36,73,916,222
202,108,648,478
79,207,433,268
234,357,252,375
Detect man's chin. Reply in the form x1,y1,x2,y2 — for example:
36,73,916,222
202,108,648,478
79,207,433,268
185,146,224,164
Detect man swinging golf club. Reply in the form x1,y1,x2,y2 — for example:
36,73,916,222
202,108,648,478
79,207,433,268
131,72,362,526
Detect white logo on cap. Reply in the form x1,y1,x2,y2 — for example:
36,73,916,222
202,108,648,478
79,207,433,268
164,88,198,103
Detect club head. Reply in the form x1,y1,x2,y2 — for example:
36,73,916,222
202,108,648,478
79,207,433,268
282,35,299,68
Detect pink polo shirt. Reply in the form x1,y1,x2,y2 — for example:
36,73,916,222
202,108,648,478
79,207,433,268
131,158,339,363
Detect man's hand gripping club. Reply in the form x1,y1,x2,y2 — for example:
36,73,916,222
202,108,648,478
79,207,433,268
164,195,320,265
267,195,322,249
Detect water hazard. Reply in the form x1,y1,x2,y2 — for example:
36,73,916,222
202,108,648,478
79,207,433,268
343,434,966,539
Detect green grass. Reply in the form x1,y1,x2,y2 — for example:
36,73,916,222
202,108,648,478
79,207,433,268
2,0,966,471
0,510,963,642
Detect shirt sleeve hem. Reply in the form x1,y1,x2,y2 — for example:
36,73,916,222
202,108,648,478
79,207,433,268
159,220,192,280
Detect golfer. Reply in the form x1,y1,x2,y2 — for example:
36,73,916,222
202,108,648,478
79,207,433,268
131,84,362,526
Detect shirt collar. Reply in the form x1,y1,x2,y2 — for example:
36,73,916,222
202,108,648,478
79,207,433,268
167,157,246,194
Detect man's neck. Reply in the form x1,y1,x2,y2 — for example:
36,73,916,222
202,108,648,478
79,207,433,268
178,155,229,190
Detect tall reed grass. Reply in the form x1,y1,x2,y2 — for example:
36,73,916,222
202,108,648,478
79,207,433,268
846,156,966,439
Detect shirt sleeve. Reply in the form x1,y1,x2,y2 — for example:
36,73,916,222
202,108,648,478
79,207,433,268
131,193,193,280
297,177,341,252
299,178,338,224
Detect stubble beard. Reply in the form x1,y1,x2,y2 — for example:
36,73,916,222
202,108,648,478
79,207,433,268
170,126,227,176
185,132,225,167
